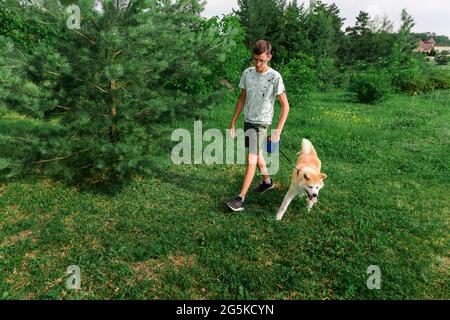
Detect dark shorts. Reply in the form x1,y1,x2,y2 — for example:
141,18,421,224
244,122,269,155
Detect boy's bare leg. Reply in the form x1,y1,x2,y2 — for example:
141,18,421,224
239,153,258,197
257,150,270,181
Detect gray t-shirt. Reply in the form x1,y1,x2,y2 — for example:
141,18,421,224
238,67,285,125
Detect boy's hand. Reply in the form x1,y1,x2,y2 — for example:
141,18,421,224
229,124,236,139
271,129,281,142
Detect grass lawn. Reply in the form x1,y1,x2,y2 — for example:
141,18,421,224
0,89,449,299
425,59,450,72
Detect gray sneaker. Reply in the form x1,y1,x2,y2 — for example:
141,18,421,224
226,196,244,212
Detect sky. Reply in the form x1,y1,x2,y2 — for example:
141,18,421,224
201,0,450,37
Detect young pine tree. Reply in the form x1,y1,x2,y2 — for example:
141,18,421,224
1,0,239,188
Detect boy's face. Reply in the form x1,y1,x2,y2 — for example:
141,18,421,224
253,52,272,73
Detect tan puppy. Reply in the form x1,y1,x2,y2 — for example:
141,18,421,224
276,139,327,220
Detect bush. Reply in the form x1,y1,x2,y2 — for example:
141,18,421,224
316,57,339,90
435,51,449,65
429,48,437,57
398,73,435,94
334,66,353,88
428,70,450,90
379,48,437,94
281,52,318,98
390,58,450,94
348,70,391,104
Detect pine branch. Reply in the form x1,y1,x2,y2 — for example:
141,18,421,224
45,70,62,77
33,149,91,164
78,163,93,170
2,57,28,65
115,81,131,90
56,105,71,111
41,70,109,93
71,29,97,45
112,50,123,60
1,83,42,99
0,135,35,142
93,83,109,94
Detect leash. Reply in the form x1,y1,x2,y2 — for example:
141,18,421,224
267,136,295,167
279,148,296,167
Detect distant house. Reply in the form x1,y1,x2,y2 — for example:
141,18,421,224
416,38,436,53
415,38,450,56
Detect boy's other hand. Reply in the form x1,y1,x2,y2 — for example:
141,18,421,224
271,129,281,142
229,125,236,139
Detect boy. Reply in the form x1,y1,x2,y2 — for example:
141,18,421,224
227,40,290,212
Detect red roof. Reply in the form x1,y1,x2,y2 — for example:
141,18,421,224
418,41,434,52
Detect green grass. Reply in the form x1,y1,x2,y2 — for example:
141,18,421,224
425,59,450,72
1,89,449,299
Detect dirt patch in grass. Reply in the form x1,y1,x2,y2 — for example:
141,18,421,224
41,178,55,189
129,259,165,282
0,184,6,197
1,204,25,223
168,254,196,269
437,256,449,275
1,230,33,248
4,267,34,297
128,254,196,283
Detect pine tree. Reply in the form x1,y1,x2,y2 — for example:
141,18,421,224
280,0,307,62
346,11,371,37
397,8,416,53
234,0,286,60
304,1,344,59
1,0,239,188
0,35,51,179
378,15,394,33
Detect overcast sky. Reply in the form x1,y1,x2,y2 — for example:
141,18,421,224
201,0,450,37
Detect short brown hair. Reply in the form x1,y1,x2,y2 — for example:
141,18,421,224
253,40,272,55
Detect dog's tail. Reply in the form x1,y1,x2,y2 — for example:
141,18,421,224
298,138,315,155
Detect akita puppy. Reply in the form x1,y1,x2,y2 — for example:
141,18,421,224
276,139,327,220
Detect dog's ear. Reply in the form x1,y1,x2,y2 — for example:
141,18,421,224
304,173,310,180
320,173,327,180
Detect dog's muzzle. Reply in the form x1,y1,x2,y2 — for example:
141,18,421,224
305,190,318,203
